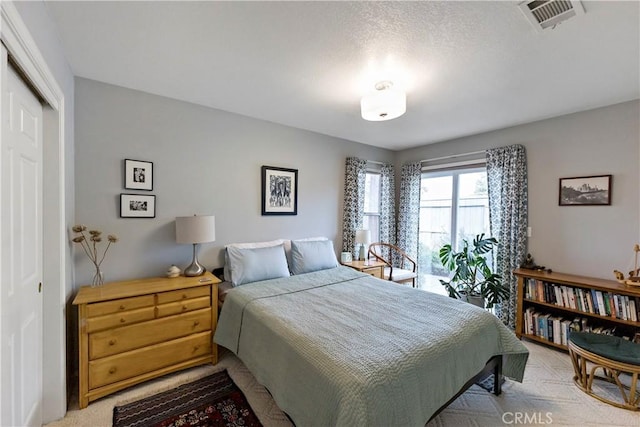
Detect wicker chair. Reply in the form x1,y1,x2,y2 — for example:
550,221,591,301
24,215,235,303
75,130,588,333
368,242,418,287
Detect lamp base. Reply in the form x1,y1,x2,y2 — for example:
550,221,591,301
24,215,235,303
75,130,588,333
184,243,206,277
358,245,365,261
184,262,205,277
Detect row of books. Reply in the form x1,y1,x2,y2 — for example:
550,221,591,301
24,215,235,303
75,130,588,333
523,308,626,346
524,278,639,322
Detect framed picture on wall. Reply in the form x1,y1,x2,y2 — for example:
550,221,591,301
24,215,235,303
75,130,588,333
124,159,153,191
261,166,298,215
559,174,612,206
120,194,156,218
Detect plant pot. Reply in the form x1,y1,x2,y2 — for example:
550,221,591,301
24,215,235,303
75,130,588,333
459,293,485,308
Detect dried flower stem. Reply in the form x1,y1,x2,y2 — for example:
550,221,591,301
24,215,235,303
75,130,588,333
97,241,114,266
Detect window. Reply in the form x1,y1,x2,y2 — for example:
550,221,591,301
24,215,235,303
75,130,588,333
418,166,489,294
363,172,381,243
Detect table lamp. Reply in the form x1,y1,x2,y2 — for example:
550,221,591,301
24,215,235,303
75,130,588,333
175,215,216,276
355,229,371,262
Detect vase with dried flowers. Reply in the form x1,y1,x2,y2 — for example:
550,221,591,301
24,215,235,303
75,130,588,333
72,225,118,287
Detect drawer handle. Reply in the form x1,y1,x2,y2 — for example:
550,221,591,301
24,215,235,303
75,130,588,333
193,345,200,353
120,318,126,323
109,340,116,346
109,367,117,374
182,305,188,311
182,294,188,299
193,320,200,327
119,305,125,310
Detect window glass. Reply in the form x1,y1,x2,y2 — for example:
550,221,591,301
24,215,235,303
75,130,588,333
418,167,489,295
364,172,381,243
456,172,489,248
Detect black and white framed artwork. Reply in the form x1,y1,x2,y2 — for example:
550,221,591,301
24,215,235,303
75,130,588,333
559,175,611,206
120,194,156,218
124,159,153,191
261,166,298,216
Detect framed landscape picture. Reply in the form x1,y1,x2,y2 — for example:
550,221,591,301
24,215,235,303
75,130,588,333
559,175,611,206
124,159,153,191
261,166,298,215
120,194,156,218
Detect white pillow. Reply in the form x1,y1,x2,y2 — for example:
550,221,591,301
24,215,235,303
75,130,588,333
226,244,290,286
289,239,338,275
224,239,284,282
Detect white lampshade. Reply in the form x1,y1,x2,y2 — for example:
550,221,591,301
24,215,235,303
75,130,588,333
361,81,406,122
355,229,371,245
176,215,216,244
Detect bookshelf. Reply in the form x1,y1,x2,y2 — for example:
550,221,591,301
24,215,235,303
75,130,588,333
514,268,640,350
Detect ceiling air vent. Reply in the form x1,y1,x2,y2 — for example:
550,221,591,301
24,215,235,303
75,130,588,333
519,0,585,31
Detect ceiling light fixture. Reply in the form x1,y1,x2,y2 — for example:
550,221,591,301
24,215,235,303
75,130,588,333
360,80,406,122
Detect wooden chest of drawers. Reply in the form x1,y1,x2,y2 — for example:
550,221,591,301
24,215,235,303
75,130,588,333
73,272,220,408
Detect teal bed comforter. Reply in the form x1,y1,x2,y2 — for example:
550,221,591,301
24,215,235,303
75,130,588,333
215,266,528,426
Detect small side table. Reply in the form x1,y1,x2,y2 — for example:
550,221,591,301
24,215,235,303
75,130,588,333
341,260,386,279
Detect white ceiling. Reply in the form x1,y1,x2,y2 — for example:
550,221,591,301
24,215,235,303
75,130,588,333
44,1,640,151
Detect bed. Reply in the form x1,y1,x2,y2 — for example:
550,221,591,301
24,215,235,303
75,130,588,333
215,253,529,426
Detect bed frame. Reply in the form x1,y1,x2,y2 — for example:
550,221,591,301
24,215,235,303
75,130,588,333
428,355,503,422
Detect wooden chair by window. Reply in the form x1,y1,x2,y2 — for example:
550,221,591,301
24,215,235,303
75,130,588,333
368,242,418,287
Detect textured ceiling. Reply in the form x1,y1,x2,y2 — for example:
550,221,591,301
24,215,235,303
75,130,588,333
44,1,640,151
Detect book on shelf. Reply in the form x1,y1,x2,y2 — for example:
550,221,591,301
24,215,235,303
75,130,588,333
522,307,632,345
596,291,606,316
590,289,599,314
524,278,640,322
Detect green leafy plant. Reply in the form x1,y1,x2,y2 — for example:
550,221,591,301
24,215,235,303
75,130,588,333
438,233,508,308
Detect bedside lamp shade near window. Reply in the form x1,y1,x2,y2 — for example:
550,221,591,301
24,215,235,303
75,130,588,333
176,215,216,277
355,229,371,261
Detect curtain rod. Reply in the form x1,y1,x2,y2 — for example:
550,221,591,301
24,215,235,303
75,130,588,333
421,150,485,163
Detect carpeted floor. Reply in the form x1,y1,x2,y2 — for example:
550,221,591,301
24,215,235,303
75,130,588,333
46,341,639,427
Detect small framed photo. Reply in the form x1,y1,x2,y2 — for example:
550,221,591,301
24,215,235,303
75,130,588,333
124,159,153,191
120,194,156,218
559,175,611,206
261,166,298,216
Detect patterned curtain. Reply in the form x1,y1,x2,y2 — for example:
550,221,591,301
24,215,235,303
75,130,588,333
342,157,367,257
396,162,422,264
379,163,396,246
487,145,528,329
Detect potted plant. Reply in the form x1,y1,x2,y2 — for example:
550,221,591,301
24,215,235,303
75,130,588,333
438,233,508,309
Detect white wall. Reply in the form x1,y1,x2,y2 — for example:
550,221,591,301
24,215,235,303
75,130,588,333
74,77,393,285
11,0,75,422
396,100,640,280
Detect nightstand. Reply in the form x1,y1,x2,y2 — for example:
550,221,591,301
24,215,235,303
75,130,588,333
341,260,386,279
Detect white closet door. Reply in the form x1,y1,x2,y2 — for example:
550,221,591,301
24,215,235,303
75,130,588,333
1,50,44,427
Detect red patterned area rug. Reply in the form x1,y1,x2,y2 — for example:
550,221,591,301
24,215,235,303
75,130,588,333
112,370,263,427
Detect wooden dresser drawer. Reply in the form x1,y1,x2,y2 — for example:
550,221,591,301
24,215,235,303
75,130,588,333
86,307,155,333
89,309,212,359
89,332,212,389
363,267,383,279
156,296,210,318
157,286,210,304
87,295,154,318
